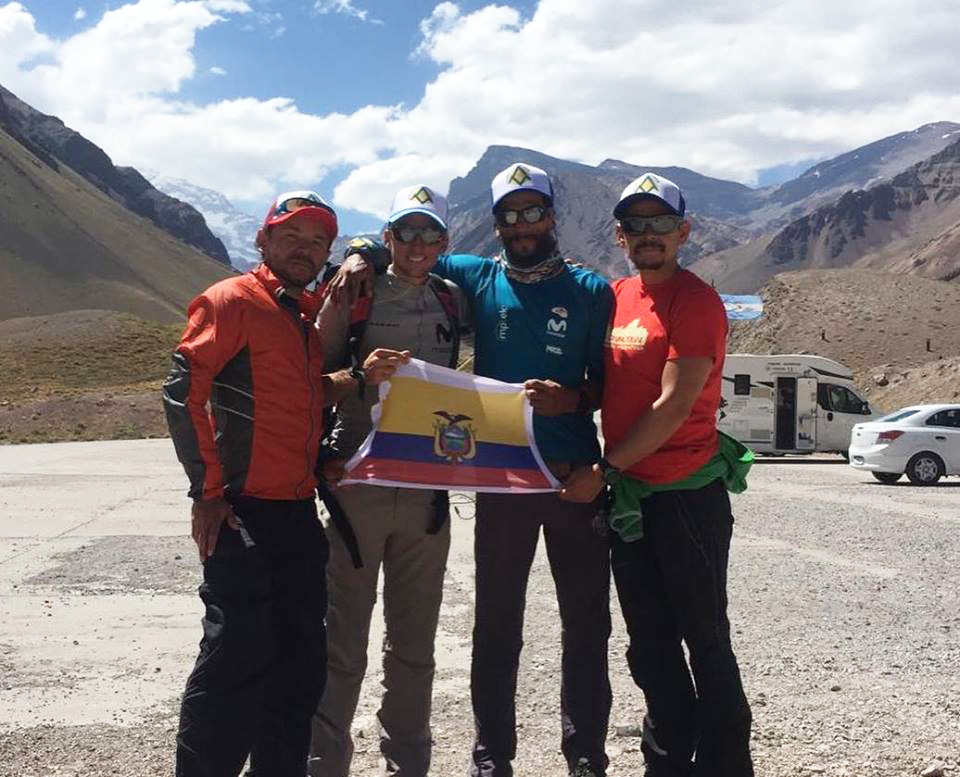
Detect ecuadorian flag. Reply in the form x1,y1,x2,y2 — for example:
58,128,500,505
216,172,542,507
342,359,559,492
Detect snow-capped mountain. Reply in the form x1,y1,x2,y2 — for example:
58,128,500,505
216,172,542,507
144,172,261,271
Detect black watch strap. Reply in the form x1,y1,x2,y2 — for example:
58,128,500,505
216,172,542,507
349,364,366,400
598,457,621,484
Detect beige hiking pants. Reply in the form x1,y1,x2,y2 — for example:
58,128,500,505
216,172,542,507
308,483,451,777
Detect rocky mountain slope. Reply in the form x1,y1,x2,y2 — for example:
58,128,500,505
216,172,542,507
0,122,231,322
692,138,960,292
0,84,229,266
145,172,261,271
757,121,960,225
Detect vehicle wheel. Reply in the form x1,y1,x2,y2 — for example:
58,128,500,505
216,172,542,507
905,452,945,485
840,450,850,462
871,472,901,484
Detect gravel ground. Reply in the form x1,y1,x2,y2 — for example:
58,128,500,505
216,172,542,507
2,455,958,777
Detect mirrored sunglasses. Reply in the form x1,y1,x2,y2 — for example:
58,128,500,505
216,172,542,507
391,224,446,245
273,196,333,218
495,204,548,227
619,214,684,236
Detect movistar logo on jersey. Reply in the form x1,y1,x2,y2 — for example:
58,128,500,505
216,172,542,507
412,187,433,204
636,175,659,194
509,165,532,186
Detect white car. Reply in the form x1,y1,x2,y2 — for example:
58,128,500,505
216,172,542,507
848,404,960,485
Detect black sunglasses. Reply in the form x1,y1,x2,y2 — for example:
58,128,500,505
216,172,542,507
619,214,684,236
495,204,549,227
391,224,447,245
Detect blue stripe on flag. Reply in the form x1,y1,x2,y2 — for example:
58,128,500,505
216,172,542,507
368,431,541,469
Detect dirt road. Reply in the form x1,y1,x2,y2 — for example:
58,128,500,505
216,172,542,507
1,441,957,776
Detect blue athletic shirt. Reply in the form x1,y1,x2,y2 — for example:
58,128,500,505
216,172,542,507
435,254,613,465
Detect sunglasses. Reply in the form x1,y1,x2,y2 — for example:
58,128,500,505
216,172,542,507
495,204,549,227
273,195,335,218
619,214,684,236
391,224,447,245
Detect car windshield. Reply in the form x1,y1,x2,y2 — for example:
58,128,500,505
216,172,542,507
876,408,921,423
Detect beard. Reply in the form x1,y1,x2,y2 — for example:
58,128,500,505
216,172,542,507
501,232,557,268
628,240,670,272
266,250,318,290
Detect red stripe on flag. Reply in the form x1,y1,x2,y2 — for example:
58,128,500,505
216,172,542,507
347,458,554,490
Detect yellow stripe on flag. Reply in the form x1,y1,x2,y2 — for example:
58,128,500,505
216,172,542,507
378,376,529,447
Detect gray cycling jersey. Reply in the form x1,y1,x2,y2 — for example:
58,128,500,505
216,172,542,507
318,267,470,459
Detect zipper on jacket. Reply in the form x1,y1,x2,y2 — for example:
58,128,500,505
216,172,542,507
295,316,317,499
277,290,318,500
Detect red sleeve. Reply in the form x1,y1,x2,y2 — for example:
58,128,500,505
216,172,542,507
666,284,728,362
163,286,246,500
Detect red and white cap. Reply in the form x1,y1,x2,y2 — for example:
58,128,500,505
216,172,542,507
262,190,338,240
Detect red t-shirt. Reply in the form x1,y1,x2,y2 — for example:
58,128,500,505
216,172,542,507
602,269,728,484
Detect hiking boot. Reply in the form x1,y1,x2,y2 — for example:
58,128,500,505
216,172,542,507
470,756,512,777
570,757,605,777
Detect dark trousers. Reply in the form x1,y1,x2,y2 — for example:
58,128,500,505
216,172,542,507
176,496,329,777
470,490,612,776
611,479,752,777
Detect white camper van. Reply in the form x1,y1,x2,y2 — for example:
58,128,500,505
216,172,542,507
718,354,876,455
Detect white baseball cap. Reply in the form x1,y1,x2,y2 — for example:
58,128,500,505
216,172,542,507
387,185,448,229
614,172,686,218
490,163,554,211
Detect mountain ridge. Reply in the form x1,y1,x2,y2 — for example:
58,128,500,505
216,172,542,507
691,136,960,291
0,84,230,266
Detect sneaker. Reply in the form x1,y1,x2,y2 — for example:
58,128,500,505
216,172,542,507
570,757,605,777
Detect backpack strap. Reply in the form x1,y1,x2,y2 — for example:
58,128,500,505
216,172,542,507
427,275,461,369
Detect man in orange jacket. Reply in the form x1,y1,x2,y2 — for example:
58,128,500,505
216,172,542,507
163,191,407,777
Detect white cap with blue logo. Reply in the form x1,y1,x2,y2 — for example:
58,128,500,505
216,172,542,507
490,162,554,211
387,185,448,229
614,172,686,218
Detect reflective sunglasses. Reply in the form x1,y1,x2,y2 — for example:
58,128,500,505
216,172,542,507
619,214,684,235
495,204,549,227
273,195,335,218
391,224,447,245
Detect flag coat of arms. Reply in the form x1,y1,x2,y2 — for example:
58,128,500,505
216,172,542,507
341,359,560,492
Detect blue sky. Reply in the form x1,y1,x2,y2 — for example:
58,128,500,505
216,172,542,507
2,1,958,234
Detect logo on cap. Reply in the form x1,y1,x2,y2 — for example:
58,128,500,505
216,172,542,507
509,165,532,186
636,175,659,194
411,187,433,204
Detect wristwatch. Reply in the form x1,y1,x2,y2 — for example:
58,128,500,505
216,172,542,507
349,364,366,400
597,457,622,485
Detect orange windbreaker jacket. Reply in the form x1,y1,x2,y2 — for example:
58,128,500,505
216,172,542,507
163,264,326,501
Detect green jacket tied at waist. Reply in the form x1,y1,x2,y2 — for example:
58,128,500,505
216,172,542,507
609,431,755,542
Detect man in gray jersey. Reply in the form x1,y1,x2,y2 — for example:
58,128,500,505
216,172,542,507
308,185,469,777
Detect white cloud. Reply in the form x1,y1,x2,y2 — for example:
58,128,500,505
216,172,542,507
210,65,226,75
313,0,381,25
0,2,55,83
74,7,87,21
1,0,959,221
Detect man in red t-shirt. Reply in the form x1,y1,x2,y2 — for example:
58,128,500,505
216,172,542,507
561,173,753,777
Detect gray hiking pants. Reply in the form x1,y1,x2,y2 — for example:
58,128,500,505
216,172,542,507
308,483,451,777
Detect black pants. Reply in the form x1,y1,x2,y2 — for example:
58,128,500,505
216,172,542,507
470,490,611,776
176,496,329,777
611,479,753,777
